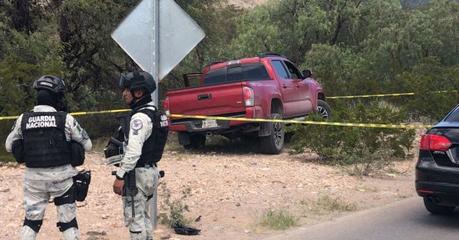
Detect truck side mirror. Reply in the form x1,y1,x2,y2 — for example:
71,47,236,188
302,70,312,79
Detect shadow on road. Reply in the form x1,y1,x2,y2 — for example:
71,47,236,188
412,210,459,230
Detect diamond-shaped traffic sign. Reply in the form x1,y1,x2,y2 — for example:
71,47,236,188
112,0,205,81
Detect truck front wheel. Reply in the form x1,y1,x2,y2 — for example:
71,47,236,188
317,100,331,119
259,113,284,154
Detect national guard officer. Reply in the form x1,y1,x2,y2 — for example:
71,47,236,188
4,75,92,240
112,71,168,240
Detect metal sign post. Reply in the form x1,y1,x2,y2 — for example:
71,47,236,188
112,0,205,232
153,0,160,105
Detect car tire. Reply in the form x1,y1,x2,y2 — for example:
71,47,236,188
423,197,455,215
183,134,206,150
317,100,331,119
259,113,284,154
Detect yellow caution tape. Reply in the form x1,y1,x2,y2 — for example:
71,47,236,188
0,109,130,121
329,92,415,99
0,116,20,121
1,90,457,120
0,109,432,129
70,109,130,116
170,114,432,129
328,90,458,99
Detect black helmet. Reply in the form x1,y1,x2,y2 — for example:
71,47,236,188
33,75,66,94
119,71,156,94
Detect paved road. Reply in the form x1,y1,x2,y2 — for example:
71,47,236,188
263,197,459,240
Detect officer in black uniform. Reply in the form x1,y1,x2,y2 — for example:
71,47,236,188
112,71,168,240
5,75,92,240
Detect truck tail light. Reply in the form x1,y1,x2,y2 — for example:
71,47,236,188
420,134,452,152
243,87,254,107
163,97,170,116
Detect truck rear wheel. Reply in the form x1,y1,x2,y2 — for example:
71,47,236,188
183,134,206,150
259,113,284,154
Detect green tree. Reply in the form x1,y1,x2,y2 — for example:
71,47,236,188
58,0,136,93
0,29,65,115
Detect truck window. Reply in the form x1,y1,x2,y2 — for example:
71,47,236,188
227,66,243,82
204,68,226,85
272,60,289,79
283,61,302,79
204,63,271,86
445,107,459,122
244,64,271,80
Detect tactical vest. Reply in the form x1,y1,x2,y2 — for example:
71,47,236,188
122,107,169,167
21,112,71,168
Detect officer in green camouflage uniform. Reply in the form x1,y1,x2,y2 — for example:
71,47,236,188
112,71,168,240
5,76,92,240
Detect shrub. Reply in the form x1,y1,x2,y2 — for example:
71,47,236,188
289,101,416,175
159,183,192,228
261,209,297,230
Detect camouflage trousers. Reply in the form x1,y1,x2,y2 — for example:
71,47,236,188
123,166,159,240
22,177,79,240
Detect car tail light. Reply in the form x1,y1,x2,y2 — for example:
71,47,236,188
163,97,170,116
417,189,434,195
420,134,452,151
243,86,254,107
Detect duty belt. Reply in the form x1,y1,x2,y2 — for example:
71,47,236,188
135,162,157,168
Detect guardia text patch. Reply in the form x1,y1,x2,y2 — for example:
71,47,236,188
25,115,57,129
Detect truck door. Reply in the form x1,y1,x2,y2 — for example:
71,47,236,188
271,60,298,118
283,61,312,116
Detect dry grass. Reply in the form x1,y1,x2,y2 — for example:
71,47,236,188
261,209,298,230
300,194,357,214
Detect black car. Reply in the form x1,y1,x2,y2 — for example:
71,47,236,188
416,105,459,214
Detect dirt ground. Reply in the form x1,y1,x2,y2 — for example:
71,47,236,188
0,139,417,240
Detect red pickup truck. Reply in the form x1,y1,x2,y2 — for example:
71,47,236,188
163,53,330,154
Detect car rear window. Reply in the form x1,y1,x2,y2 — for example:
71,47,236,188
445,107,459,122
204,63,271,86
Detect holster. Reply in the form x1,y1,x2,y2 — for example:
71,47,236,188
123,170,138,197
73,170,91,202
123,170,138,218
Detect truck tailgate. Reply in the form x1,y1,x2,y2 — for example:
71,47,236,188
167,82,247,116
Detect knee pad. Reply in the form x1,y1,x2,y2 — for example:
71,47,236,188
24,218,43,233
57,218,78,232
54,186,75,206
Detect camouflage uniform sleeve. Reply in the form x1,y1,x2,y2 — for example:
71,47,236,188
5,114,23,153
66,114,92,151
116,112,153,179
